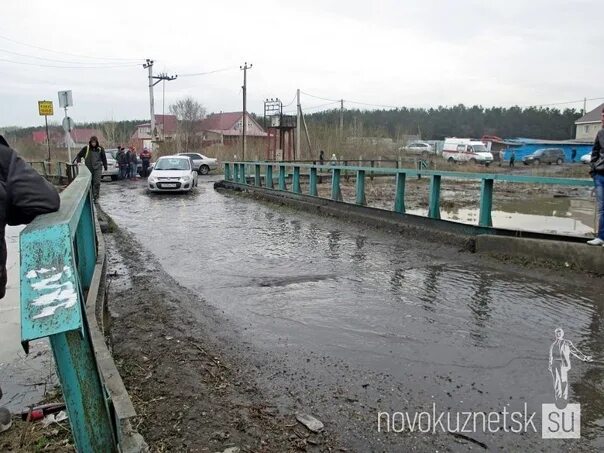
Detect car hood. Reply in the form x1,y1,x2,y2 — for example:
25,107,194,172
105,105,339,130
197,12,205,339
150,170,191,178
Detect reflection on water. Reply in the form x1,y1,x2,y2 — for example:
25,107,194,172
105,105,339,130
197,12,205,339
409,197,595,236
100,181,603,449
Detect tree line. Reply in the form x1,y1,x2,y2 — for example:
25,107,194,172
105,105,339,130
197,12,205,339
305,105,582,141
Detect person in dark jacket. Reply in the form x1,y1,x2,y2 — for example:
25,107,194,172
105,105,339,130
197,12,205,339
75,136,107,199
587,108,604,246
140,147,151,177
0,135,60,300
116,146,128,180
128,147,138,180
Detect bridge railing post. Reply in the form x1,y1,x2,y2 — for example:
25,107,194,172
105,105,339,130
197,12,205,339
224,163,231,181
355,169,366,205
293,166,301,193
265,164,273,189
428,174,441,219
278,164,287,190
331,168,342,201
394,172,406,213
309,166,318,196
479,178,494,227
255,164,261,187
239,163,246,184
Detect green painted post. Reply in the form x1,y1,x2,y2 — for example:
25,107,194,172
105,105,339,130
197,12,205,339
428,175,441,219
233,163,239,181
239,163,246,184
224,163,231,181
355,170,366,205
309,167,318,196
331,168,342,201
255,164,261,187
370,160,375,181
394,172,406,213
74,196,97,290
278,165,287,190
479,178,494,227
293,166,301,193
265,164,273,189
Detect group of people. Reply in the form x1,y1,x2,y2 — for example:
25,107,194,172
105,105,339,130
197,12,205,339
74,136,153,200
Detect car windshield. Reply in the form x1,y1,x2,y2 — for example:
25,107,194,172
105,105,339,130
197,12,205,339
154,158,190,170
470,144,487,152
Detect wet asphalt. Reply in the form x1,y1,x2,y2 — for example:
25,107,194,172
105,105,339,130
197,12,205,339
100,176,604,452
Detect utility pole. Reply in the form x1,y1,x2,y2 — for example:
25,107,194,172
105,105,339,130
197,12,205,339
152,72,177,140
240,62,252,160
143,59,155,148
296,89,301,160
583,97,587,115
339,99,344,141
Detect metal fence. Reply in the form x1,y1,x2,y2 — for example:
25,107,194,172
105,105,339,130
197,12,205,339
19,166,144,452
28,161,79,184
223,161,593,228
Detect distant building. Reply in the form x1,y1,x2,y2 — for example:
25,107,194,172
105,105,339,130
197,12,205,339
503,138,592,161
131,114,177,150
574,103,604,141
68,128,106,149
198,112,266,146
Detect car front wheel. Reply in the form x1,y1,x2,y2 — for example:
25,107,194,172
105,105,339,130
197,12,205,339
199,165,210,175
556,158,563,165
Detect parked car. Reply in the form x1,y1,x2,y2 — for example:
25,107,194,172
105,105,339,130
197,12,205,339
102,148,120,181
147,155,198,192
442,138,493,165
580,152,591,164
177,152,218,175
400,141,434,157
522,148,565,165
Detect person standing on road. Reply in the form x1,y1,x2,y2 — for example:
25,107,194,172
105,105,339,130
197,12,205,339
75,136,107,200
140,147,152,177
587,108,604,246
509,150,516,168
571,148,577,163
319,149,325,165
117,146,128,180
129,147,138,180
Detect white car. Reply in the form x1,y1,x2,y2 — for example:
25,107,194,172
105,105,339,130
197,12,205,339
102,148,120,181
580,152,591,164
178,152,218,175
400,141,434,157
442,138,493,165
147,155,198,192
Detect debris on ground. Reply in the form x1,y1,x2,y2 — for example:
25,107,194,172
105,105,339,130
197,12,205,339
296,413,324,433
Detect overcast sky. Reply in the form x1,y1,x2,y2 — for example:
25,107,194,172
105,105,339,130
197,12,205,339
1,0,602,128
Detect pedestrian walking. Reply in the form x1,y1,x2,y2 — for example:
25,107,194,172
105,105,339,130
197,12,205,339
117,146,128,180
509,150,516,168
587,107,604,246
75,136,107,200
571,148,577,163
319,149,325,165
499,149,504,167
140,147,152,177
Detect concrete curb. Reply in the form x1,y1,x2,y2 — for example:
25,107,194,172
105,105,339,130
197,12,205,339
475,235,604,275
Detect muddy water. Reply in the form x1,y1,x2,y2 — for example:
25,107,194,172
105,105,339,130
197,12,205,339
0,227,56,412
408,196,596,236
101,178,603,451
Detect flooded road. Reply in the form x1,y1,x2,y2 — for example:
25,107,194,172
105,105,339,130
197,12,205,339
0,227,55,412
101,177,603,451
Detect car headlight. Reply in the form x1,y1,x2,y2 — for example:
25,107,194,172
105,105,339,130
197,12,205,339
148,176,157,182
181,175,191,182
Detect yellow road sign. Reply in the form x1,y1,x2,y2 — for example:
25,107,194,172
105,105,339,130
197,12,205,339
38,100,54,116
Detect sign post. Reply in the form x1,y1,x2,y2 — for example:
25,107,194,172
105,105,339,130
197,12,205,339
58,90,74,162
38,101,54,162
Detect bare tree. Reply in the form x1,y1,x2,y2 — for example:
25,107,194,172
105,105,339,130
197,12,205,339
169,97,206,152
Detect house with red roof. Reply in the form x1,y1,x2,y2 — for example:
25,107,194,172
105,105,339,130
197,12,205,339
199,112,266,146
32,128,105,148
131,114,177,150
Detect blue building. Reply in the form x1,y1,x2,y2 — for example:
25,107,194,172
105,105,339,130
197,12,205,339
502,138,593,162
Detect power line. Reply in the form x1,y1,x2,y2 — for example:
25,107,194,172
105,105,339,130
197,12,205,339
0,47,142,66
0,33,142,62
178,66,237,77
0,57,140,69
300,91,340,103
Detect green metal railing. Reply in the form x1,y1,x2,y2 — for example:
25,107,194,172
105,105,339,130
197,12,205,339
20,167,140,452
28,160,79,184
223,162,593,228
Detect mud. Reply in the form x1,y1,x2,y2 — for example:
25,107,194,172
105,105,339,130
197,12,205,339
100,177,603,452
104,222,337,452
